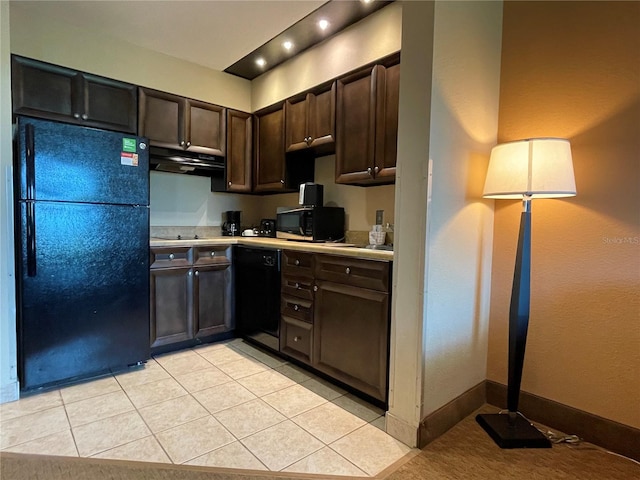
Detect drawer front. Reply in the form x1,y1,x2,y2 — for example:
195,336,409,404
282,250,314,277
151,247,191,269
280,316,313,364
315,254,390,292
193,245,231,266
282,274,314,300
281,295,313,323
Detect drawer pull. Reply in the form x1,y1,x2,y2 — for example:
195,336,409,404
295,282,300,289
313,285,318,292
294,259,300,266
169,253,175,260
195,270,199,277
293,336,301,342
210,251,215,257
293,304,299,311
345,267,351,274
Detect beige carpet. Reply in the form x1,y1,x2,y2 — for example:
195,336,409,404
1,406,638,480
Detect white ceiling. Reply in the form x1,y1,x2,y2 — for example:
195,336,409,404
11,0,327,72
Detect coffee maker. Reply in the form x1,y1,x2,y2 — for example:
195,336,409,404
222,211,241,236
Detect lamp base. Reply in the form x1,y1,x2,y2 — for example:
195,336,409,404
476,413,551,449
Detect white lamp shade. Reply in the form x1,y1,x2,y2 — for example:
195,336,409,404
483,138,577,199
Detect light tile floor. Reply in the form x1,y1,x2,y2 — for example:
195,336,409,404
0,339,414,476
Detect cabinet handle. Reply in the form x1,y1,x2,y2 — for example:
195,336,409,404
180,140,185,146
210,251,215,257
313,285,318,292
81,113,88,120
186,141,191,148
374,166,379,174
294,259,300,266
293,304,299,311
73,113,80,119
294,336,301,342
168,253,175,260
367,167,373,176
188,270,192,276
228,181,232,187
345,267,351,274
280,179,285,184
195,270,200,276
294,282,300,289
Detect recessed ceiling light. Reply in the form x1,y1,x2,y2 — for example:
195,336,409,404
255,57,266,67
361,0,374,3
318,19,330,31
283,40,294,51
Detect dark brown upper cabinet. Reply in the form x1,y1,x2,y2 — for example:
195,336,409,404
11,55,137,134
285,81,336,157
138,87,225,156
253,102,288,193
335,57,400,185
224,110,253,193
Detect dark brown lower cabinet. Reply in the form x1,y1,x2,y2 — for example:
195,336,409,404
150,245,232,352
279,250,391,404
313,279,390,402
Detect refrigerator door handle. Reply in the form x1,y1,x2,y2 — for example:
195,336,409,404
26,124,35,201
26,202,37,277
25,124,37,276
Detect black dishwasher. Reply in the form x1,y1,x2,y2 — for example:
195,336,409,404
234,246,281,352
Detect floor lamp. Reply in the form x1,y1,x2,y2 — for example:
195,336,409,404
476,138,576,448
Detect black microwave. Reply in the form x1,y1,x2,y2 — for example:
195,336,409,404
276,206,345,242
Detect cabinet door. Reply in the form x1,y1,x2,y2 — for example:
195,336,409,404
335,65,377,184
308,82,336,154
194,264,232,338
82,73,137,134
12,56,80,123
284,93,309,153
186,99,225,156
313,280,390,402
150,267,194,348
225,110,253,192
254,103,287,192
373,63,399,182
138,88,184,149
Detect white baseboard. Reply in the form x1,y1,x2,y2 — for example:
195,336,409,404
385,412,419,448
0,380,19,404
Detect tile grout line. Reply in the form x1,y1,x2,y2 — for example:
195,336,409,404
2,342,398,476
154,349,250,466
59,388,82,458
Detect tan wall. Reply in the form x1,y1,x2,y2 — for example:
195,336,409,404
421,0,501,417
251,2,402,111
488,1,640,428
8,3,251,111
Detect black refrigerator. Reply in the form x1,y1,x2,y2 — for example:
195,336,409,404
14,116,150,391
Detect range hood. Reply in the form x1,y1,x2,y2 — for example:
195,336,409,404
149,146,225,177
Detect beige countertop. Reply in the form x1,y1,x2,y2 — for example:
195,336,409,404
150,236,393,261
